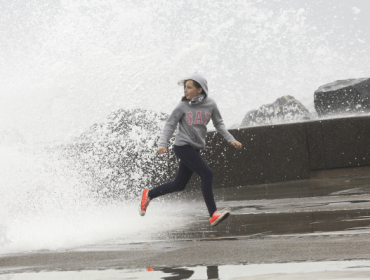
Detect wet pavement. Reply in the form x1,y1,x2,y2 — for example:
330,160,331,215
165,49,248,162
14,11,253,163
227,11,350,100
1,166,370,278
2,260,370,279
155,166,370,240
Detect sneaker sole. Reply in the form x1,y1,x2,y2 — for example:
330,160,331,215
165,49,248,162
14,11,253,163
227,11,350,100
138,205,146,216
139,190,147,216
211,212,230,227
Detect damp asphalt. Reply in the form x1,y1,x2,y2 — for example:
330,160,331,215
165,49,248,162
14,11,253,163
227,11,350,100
1,166,370,279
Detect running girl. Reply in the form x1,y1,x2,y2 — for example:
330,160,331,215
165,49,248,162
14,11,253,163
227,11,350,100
139,72,242,226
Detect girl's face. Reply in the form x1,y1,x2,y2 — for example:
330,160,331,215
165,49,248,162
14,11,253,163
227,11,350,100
184,80,203,100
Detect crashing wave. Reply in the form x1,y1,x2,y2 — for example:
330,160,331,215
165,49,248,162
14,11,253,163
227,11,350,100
59,108,176,200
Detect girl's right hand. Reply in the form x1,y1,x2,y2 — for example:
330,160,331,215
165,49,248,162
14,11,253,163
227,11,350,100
157,147,167,154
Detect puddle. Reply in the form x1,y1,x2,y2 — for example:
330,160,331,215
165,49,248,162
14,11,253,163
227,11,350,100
1,260,370,279
158,209,370,240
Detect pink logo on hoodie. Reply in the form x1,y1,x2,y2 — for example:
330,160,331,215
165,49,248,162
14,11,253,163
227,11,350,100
186,111,211,125
205,112,211,125
194,111,203,124
186,112,193,125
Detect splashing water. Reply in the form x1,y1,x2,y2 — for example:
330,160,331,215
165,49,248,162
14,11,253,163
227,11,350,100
1,0,369,144
0,142,196,254
0,0,369,254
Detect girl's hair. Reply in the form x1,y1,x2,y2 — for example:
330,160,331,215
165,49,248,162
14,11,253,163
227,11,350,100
178,79,204,101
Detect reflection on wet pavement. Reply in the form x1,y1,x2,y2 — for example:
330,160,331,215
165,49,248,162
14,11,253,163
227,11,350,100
157,167,370,241
213,173,370,201
2,261,370,280
147,261,370,280
147,266,219,280
154,267,194,279
159,209,370,240
206,266,219,279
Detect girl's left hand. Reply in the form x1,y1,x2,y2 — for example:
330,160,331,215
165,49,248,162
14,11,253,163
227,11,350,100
230,140,242,150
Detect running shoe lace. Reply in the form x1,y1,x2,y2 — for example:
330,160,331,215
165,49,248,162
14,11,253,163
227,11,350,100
142,197,150,209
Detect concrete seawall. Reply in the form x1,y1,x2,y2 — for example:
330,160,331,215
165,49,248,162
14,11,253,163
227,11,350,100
168,115,370,189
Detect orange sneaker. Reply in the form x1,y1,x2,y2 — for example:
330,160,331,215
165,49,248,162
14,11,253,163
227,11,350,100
138,189,151,216
210,209,230,227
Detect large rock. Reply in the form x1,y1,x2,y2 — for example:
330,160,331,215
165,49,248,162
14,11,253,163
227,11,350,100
240,95,312,127
314,78,370,117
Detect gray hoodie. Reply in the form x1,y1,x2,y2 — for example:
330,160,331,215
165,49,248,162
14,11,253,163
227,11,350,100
158,73,236,150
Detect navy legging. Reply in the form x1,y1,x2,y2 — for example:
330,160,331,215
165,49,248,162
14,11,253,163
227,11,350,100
148,144,217,217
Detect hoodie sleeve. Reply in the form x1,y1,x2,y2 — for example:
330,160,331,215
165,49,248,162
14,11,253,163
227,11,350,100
211,103,236,143
157,103,184,148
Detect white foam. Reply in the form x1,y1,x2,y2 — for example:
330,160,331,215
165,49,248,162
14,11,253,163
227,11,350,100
0,145,194,255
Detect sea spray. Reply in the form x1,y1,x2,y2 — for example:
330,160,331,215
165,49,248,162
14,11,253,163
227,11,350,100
0,138,192,254
0,109,189,254
1,1,369,144
59,108,176,200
